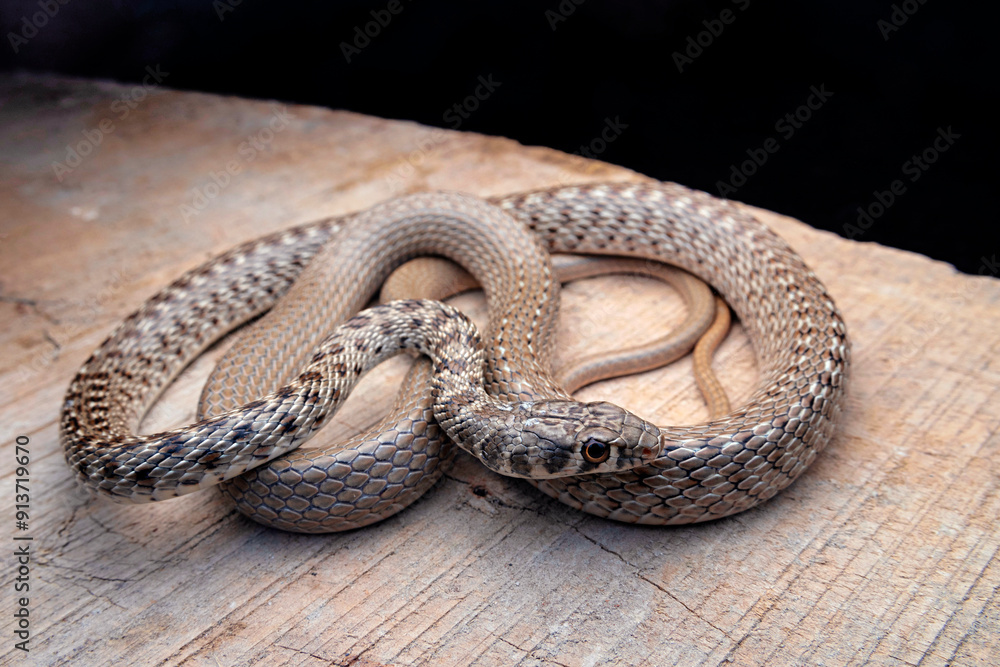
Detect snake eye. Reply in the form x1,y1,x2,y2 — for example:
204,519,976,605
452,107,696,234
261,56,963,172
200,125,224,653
582,438,611,464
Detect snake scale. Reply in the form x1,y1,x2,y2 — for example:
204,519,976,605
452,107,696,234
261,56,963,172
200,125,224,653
378,253,730,404
61,182,849,531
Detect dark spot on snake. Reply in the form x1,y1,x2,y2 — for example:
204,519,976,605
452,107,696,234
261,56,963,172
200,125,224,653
344,316,371,330
231,426,254,443
509,456,532,477
442,359,466,374
543,454,570,475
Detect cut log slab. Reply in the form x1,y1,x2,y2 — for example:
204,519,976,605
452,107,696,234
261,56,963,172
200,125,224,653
0,72,997,666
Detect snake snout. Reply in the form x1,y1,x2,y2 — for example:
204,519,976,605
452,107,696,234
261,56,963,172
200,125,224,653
498,400,660,478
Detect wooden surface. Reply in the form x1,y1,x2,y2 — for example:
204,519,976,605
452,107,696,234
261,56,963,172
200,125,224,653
1,72,997,666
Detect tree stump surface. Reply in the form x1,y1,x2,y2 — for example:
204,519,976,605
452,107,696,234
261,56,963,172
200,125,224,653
0,73,997,666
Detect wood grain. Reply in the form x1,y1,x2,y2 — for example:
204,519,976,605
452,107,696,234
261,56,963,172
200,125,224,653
0,73,997,666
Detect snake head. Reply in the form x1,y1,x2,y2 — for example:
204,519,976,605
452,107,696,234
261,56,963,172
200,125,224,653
487,400,661,478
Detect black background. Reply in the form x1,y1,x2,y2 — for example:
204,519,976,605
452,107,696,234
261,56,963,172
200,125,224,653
1,0,996,275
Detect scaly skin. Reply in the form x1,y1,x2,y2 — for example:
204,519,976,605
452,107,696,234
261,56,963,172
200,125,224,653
61,182,849,531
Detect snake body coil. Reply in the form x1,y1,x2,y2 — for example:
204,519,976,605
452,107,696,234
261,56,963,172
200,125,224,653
61,182,849,530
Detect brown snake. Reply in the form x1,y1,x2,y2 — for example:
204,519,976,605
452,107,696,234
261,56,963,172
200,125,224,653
378,253,728,395
61,182,849,531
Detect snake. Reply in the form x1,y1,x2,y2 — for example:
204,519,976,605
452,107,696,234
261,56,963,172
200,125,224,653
60,182,849,531
377,253,730,396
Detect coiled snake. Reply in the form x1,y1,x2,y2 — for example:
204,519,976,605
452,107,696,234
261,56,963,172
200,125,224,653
61,182,849,531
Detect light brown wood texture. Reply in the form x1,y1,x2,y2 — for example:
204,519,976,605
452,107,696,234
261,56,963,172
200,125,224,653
1,73,997,666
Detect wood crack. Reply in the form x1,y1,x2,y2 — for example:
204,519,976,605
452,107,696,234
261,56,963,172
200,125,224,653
569,524,733,640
